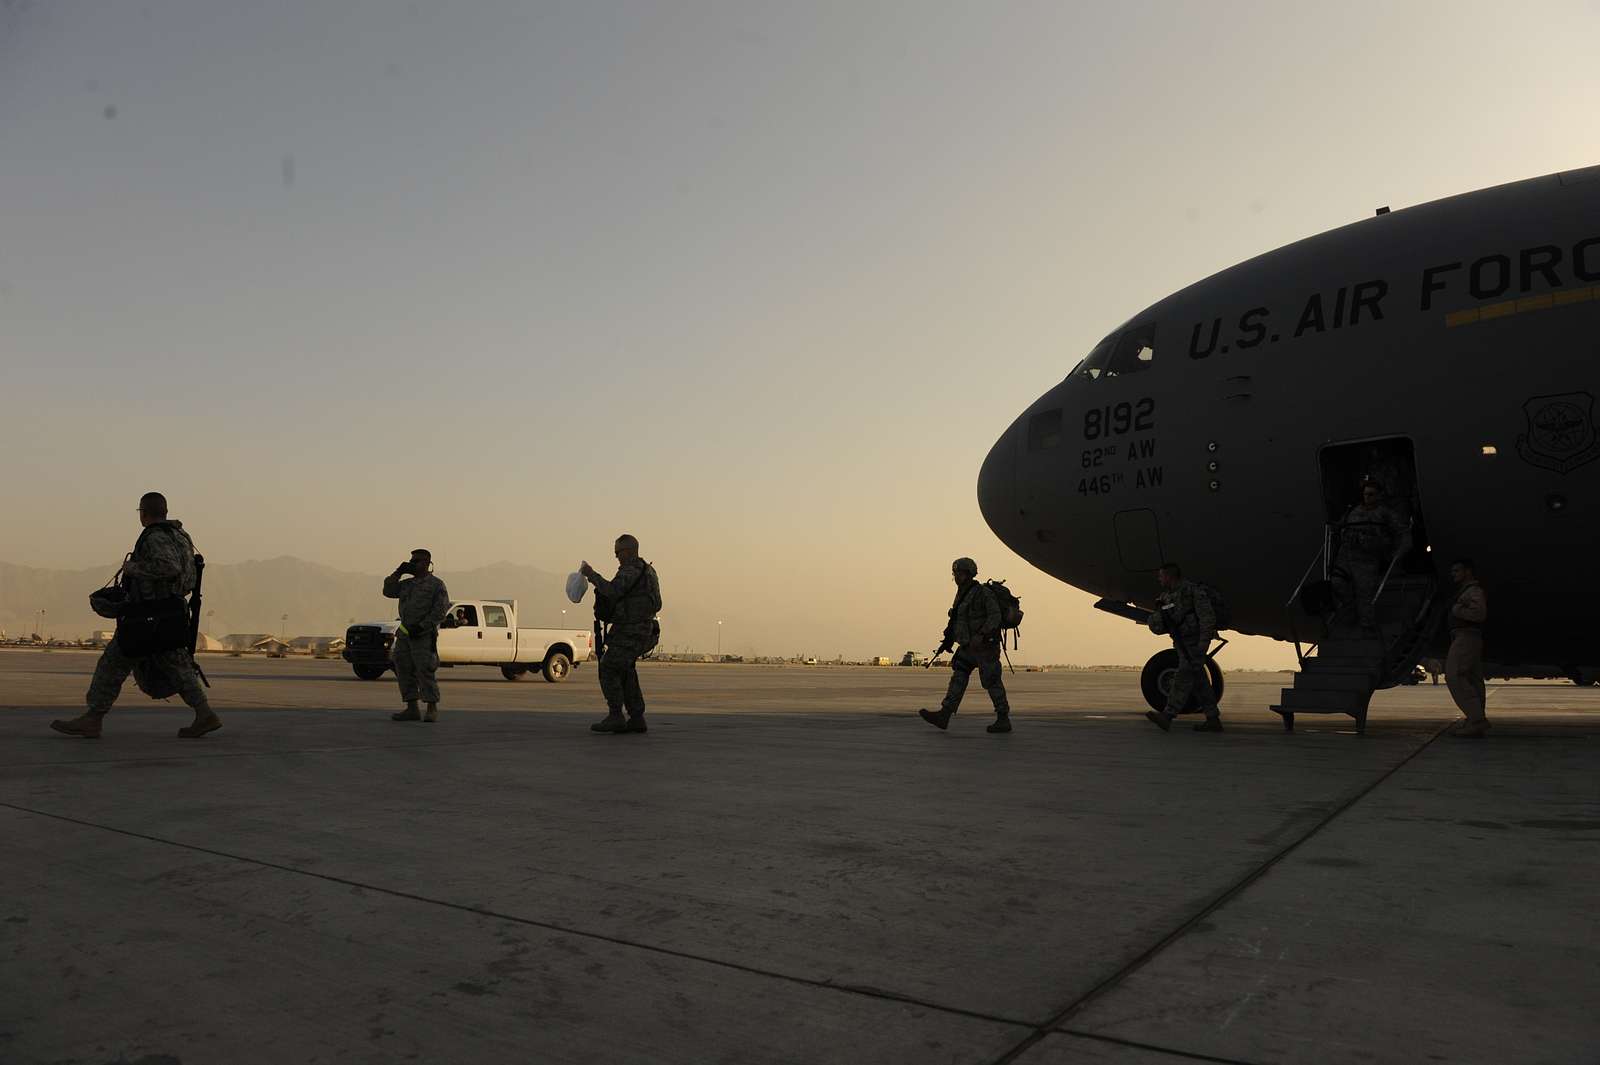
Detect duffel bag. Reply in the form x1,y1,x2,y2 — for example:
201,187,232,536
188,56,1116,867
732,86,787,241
115,596,190,657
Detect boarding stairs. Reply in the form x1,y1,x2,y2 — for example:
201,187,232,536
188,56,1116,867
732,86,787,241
1271,526,1443,734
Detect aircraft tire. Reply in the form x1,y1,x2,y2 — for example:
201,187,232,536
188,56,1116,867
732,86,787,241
352,664,387,681
1139,650,1225,713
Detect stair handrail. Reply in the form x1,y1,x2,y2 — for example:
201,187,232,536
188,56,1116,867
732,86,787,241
1370,516,1416,607
1376,571,1444,687
1285,524,1333,608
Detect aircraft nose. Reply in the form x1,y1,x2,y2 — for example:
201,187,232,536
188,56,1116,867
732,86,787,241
977,422,1020,553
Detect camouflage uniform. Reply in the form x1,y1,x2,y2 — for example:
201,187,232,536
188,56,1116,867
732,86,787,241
1147,579,1219,717
1446,581,1488,725
939,580,1010,719
383,571,451,704
1333,502,1408,629
1364,458,1415,524
85,521,210,715
593,559,662,720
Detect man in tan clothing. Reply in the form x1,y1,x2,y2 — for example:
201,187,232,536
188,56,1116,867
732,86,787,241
1445,558,1489,738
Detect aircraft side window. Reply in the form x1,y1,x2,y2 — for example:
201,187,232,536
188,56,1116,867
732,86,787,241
1104,324,1156,375
482,605,509,628
1027,408,1063,451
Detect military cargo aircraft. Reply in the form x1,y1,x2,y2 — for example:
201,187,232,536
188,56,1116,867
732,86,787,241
978,166,1599,731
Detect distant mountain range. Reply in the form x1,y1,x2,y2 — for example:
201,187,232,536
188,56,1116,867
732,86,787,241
0,556,581,640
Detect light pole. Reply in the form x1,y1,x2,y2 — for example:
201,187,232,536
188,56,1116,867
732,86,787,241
717,620,723,659
280,613,288,641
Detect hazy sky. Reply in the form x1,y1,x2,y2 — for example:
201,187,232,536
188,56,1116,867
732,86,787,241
4,1,1597,665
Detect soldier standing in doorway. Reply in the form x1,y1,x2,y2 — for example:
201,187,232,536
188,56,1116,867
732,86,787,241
1332,480,1409,631
918,557,1012,734
384,549,451,722
51,492,221,739
582,534,662,735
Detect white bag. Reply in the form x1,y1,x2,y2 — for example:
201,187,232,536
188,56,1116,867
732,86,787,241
565,571,588,604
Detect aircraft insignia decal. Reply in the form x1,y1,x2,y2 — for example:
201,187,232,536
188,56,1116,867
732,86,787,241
1517,391,1600,474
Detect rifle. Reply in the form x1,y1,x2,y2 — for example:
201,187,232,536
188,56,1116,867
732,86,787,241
925,589,964,668
188,554,211,688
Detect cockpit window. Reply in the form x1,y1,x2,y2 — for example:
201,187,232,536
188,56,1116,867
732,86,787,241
1075,333,1118,380
1106,323,1156,375
1027,408,1062,451
1075,323,1157,380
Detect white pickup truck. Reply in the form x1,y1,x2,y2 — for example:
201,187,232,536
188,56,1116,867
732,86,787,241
342,598,592,683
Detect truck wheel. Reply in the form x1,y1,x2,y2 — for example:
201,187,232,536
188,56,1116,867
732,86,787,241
542,653,572,683
352,664,387,681
1139,650,1224,713
501,666,528,681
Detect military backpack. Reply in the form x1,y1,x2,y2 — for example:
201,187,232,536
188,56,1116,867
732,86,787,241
984,579,1024,649
1193,582,1232,632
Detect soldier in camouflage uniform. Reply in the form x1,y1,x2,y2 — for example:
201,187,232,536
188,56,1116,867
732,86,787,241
51,492,221,739
581,534,662,735
1144,562,1223,733
1361,448,1415,527
919,557,1012,734
1332,480,1409,631
383,548,451,722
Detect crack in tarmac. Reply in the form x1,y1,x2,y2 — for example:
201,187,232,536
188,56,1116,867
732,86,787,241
986,720,1455,1065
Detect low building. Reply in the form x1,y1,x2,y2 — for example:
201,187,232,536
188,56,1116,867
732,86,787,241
223,633,272,652
250,636,291,655
288,636,342,654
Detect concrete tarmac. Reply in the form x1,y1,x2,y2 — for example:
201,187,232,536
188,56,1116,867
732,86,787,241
3,650,1598,1064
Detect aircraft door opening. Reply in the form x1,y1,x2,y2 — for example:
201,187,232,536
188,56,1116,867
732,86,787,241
1318,436,1431,567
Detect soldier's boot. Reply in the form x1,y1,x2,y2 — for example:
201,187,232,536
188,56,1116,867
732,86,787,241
50,711,106,739
1452,718,1491,739
616,716,648,734
392,700,422,722
590,712,626,733
985,714,1013,734
1192,714,1224,733
918,707,953,731
423,702,438,723
1144,709,1173,732
178,705,223,739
